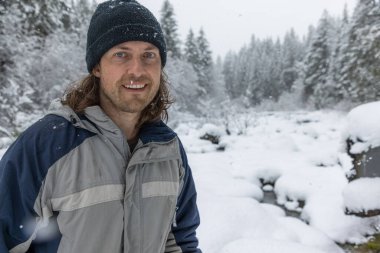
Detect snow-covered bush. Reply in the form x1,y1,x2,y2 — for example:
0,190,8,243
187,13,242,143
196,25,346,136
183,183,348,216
198,123,225,144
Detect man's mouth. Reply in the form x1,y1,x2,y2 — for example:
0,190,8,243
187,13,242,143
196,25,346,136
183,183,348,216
124,83,146,89
123,80,147,90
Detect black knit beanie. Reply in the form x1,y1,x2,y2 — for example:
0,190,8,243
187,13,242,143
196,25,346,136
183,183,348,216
86,0,167,73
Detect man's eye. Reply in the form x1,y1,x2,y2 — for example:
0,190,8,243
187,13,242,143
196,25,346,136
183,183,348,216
114,52,127,58
144,52,156,59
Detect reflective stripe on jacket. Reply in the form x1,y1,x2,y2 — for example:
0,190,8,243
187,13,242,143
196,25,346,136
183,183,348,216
0,103,201,253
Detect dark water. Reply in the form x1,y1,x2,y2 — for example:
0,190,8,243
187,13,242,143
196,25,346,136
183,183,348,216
262,190,302,219
261,189,380,253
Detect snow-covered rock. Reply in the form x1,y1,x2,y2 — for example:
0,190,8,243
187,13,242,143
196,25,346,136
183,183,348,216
343,101,380,154
343,177,380,215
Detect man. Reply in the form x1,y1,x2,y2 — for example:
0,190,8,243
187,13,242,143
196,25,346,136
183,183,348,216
0,0,202,252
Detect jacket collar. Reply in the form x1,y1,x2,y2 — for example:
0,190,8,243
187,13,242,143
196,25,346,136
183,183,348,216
139,120,177,145
48,100,176,144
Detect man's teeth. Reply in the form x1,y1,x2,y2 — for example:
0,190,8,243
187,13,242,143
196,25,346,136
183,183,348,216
125,84,145,89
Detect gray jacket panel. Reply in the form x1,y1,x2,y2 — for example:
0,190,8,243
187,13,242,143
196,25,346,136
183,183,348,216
31,104,185,253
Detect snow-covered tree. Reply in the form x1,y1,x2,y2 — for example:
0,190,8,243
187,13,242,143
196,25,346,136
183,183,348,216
160,0,182,59
339,0,380,103
281,29,304,91
222,51,239,99
329,4,351,103
196,28,214,95
72,0,96,34
184,28,215,96
227,44,251,102
165,57,201,113
304,25,317,50
184,29,199,67
5,0,72,38
222,32,305,106
247,38,283,104
0,0,94,132
212,56,227,103
282,28,304,69
302,10,337,107
0,1,42,129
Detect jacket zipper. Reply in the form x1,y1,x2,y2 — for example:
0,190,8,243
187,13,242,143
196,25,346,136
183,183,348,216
172,206,179,228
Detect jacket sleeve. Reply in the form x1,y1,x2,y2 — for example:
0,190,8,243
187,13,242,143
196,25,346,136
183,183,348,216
167,140,201,253
0,131,50,253
0,115,92,252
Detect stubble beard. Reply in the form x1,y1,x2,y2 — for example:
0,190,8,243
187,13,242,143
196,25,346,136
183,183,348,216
100,74,159,115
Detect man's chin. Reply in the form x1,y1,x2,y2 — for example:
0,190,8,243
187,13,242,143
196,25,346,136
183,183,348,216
120,102,149,114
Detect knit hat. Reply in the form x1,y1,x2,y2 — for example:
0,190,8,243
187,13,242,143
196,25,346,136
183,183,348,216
86,0,167,73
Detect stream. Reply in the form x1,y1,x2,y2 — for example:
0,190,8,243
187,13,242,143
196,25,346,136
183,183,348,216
262,190,380,253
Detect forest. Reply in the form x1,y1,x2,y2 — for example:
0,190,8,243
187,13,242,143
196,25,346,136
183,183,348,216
0,0,380,134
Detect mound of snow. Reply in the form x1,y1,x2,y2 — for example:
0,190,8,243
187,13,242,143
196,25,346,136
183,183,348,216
344,101,380,154
343,177,380,213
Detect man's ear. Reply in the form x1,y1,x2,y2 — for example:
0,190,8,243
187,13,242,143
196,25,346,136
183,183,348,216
92,64,101,78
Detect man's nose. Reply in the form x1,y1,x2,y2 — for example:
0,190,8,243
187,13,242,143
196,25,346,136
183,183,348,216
128,57,145,77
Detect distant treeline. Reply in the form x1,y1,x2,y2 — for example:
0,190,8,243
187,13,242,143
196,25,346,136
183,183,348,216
1,0,379,133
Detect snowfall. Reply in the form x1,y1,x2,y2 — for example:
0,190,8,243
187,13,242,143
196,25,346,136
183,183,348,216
1,102,380,253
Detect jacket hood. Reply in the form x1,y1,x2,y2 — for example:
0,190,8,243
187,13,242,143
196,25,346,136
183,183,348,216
47,99,131,137
47,99,177,143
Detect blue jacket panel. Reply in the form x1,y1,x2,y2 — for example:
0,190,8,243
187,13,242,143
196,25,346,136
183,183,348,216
0,109,201,253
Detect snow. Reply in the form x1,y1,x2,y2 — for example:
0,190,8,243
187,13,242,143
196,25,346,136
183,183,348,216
198,123,225,138
340,101,380,214
177,110,380,252
1,109,380,252
343,101,380,154
343,178,380,213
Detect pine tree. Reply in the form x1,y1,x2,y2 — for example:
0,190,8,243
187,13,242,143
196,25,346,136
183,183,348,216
330,5,351,103
281,29,304,91
223,51,239,99
184,29,199,68
0,0,92,132
29,0,95,107
268,39,284,100
184,28,215,95
302,10,336,107
196,28,214,95
282,28,304,69
239,38,257,103
304,25,316,49
160,0,181,59
5,0,72,38
212,56,227,103
72,0,95,32
247,38,283,104
339,0,380,103
165,58,200,113
0,1,37,130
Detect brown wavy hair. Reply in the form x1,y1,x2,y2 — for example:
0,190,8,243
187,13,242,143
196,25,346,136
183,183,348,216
61,71,173,129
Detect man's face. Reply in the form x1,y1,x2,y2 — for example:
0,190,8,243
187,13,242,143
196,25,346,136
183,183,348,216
93,41,161,117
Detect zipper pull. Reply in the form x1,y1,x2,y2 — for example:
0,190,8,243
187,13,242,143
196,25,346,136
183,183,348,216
173,207,179,227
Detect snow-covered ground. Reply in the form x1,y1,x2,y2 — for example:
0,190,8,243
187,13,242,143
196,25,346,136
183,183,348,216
1,109,380,253
175,110,380,253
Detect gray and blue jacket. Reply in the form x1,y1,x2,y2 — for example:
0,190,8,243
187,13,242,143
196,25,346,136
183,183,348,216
0,103,201,253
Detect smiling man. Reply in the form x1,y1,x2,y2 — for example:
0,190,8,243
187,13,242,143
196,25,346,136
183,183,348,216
94,41,163,144
0,0,202,252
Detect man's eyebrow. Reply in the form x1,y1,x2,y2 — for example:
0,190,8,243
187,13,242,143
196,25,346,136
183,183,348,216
144,45,159,51
115,46,132,50
115,45,159,51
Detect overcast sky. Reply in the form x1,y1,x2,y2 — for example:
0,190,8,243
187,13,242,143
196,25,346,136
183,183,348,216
109,0,359,57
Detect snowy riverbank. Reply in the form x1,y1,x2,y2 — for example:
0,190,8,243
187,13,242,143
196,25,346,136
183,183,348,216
176,110,380,253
